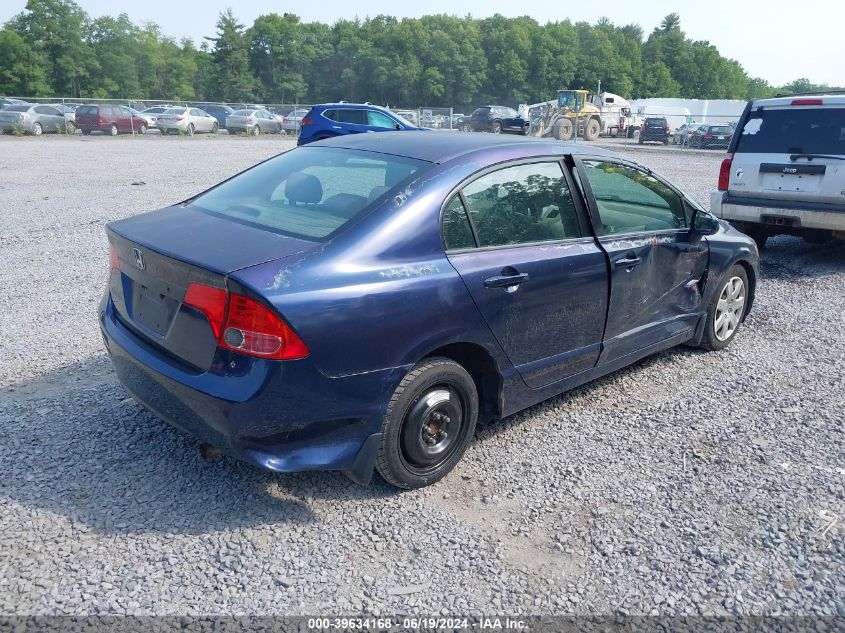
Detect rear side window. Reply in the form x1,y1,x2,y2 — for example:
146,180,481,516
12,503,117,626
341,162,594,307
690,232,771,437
442,197,475,250
190,147,429,240
76,105,98,116
324,109,368,124
460,162,582,247
736,107,845,154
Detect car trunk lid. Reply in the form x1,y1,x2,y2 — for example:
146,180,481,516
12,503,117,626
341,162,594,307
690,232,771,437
730,104,845,204
107,206,318,371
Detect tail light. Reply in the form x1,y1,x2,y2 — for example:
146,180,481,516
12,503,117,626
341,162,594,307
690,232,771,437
664,126,670,132
183,283,308,360
246,116,255,123
301,117,313,126
718,154,733,191
109,244,120,270
175,116,184,121
703,134,714,139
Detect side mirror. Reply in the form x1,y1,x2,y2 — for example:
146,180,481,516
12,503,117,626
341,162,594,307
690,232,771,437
690,210,720,241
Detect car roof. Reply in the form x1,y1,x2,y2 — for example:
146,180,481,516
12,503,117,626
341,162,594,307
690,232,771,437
313,131,619,164
751,94,845,108
314,102,391,112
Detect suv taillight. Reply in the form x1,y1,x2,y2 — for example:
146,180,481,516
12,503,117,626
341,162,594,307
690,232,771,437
301,116,312,126
183,283,309,360
718,154,733,191
109,244,120,271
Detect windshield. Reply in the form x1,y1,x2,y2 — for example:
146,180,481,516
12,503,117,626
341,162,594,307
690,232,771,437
736,107,845,154
387,110,415,127
190,147,430,240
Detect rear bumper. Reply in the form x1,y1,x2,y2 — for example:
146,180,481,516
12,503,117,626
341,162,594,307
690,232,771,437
710,191,845,232
100,295,403,481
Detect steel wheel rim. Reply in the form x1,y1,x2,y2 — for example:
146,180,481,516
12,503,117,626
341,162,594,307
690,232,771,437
400,385,466,473
33,123,42,136
714,276,745,341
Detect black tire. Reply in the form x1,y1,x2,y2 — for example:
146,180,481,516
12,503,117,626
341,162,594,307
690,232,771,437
252,125,260,136
553,118,573,141
32,122,43,136
376,357,478,489
461,124,470,133
137,123,147,135
491,120,502,134
699,264,749,351
186,123,195,136
81,129,90,135
212,122,219,134
583,118,600,141
109,123,118,136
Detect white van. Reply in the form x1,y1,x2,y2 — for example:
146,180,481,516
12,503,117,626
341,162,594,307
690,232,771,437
710,95,845,248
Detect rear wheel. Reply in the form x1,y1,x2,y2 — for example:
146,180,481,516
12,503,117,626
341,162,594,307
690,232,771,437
376,357,478,489
186,123,195,136
212,122,219,134
491,120,502,134
81,129,90,136
699,265,749,351
461,124,470,133
252,125,260,136
109,123,118,136
583,118,600,141
32,122,43,136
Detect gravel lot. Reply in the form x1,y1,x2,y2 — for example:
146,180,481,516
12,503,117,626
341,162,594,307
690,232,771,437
1,134,843,617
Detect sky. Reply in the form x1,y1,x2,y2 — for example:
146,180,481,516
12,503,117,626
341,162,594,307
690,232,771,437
3,0,843,87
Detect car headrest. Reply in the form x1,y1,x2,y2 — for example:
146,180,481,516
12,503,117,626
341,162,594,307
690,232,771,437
285,173,322,205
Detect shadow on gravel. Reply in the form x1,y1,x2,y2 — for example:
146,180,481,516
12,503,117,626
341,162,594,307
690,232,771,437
0,356,398,536
758,235,845,280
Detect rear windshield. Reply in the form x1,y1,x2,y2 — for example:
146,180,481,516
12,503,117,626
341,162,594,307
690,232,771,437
4,105,30,112
736,106,845,154
709,126,732,133
190,147,430,240
76,105,98,115
645,118,666,124
473,108,492,115
231,110,251,116
163,107,186,115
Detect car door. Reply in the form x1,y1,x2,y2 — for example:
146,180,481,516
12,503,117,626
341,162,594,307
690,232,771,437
573,157,709,365
34,105,61,131
500,108,523,133
444,160,609,388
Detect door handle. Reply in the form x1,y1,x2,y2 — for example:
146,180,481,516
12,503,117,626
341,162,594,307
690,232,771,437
484,272,529,288
615,256,642,268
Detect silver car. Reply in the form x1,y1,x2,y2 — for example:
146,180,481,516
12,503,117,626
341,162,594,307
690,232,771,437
0,103,73,135
157,107,219,135
225,109,283,135
280,108,310,133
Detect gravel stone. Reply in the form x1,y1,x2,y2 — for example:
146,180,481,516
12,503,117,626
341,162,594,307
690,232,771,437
0,134,842,616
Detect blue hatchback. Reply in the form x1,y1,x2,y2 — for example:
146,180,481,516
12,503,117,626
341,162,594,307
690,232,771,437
297,103,424,145
100,133,758,489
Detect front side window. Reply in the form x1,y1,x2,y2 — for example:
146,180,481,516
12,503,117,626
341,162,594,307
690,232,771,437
190,147,429,240
460,162,581,247
581,160,686,235
367,111,397,129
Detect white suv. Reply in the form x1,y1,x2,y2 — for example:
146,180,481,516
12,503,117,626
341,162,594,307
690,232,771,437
710,94,845,248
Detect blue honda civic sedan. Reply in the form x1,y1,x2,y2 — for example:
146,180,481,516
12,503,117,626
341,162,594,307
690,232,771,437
100,133,758,489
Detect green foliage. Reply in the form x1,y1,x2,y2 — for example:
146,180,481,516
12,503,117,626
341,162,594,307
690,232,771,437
1,3,840,107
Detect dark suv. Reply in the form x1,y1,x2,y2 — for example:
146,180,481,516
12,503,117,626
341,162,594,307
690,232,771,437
470,106,528,134
639,117,670,144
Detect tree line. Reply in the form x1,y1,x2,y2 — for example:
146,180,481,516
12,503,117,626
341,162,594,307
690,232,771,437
1,0,840,108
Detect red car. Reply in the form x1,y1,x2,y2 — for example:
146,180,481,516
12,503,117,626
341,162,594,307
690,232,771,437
75,104,149,135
